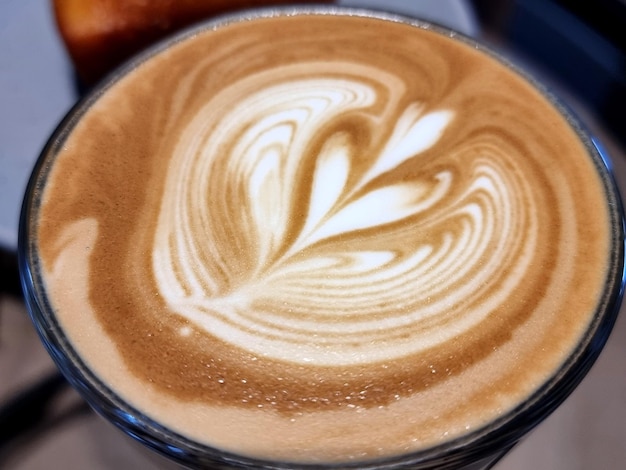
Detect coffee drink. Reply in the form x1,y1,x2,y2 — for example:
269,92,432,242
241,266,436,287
22,7,624,467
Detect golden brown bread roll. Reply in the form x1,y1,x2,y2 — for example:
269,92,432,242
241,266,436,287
53,0,334,86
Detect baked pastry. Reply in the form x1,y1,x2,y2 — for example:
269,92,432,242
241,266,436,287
53,0,333,86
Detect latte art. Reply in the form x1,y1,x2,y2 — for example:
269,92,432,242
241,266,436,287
153,64,537,366
32,12,616,463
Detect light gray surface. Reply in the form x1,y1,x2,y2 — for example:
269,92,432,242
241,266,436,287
0,0,74,249
1,1,625,469
340,0,478,34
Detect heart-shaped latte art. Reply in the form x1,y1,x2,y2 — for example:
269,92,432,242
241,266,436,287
152,63,536,366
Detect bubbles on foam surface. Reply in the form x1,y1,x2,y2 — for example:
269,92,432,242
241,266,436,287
151,62,537,366
33,14,614,461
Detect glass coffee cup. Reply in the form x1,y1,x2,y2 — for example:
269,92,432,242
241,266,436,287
19,6,625,469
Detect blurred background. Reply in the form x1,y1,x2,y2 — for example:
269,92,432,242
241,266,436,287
1,0,625,468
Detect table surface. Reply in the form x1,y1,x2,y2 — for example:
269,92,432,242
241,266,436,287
1,1,625,469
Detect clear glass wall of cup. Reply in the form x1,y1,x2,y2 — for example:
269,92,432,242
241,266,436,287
18,7,626,470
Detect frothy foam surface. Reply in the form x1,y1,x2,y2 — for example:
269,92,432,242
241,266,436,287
35,12,612,463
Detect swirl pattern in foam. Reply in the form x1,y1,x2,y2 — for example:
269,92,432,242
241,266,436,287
152,62,538,366
34,12,614,462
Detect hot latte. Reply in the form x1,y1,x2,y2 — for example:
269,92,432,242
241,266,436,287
23,8,622,466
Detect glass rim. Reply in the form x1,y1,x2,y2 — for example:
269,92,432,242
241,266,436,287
18,5,626,469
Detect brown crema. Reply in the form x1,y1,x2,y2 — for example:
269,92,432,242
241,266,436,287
36,13,611,463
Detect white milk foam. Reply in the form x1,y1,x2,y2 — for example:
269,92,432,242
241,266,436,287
152,63,537,366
